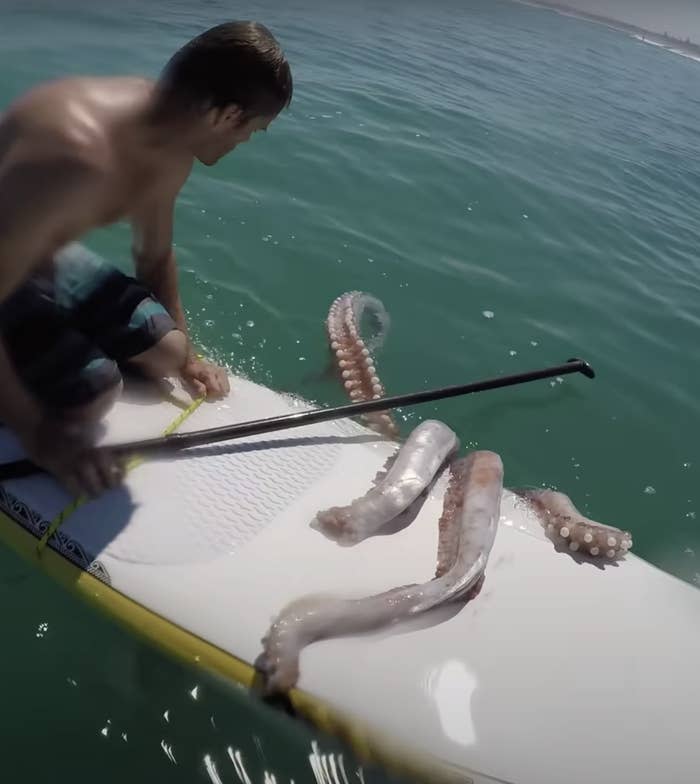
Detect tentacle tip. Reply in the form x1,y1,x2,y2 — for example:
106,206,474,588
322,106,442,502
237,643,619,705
264,660,300,696
254,651,271,675
337,533,362,547
312,509,359,544
256,663,297,697
311,509,338,529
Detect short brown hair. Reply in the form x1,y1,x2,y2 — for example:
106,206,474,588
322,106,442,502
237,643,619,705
157,21,292,119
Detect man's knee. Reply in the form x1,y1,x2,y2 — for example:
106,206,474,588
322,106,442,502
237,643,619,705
61,376,123,425
129,329,188,379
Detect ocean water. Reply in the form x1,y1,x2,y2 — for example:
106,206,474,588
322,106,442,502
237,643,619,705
0,0,699,781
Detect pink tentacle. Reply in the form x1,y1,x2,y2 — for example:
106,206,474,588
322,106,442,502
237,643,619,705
435,457,469,577
326,292,399,439
513,488,633,559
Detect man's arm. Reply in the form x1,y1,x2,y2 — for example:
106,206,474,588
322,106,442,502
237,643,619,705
0,337,42,435
0,337,111,496
130,191,230,399
0,336,124,496
0,156,126,495
131,194,195,359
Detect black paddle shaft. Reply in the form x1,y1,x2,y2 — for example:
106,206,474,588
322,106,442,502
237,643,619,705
0,357,594,480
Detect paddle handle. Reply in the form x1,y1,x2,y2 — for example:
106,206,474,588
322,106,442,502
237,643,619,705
0,358,594,480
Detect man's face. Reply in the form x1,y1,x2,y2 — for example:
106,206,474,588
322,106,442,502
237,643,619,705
195,108,275,166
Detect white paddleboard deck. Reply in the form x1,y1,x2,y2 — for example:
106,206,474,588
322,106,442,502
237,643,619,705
1,373,699,784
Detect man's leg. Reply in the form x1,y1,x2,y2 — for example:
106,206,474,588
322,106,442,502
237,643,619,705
54,243,187,384
60,366,124,425
125,324,188,380
0,274,125,426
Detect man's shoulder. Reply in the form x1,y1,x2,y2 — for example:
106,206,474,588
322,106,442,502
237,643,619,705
0,89,110,212
2,76,148,173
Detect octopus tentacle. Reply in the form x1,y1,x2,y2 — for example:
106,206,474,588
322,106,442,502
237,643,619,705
371,449,400,486
513,488,633,559
255,584,426,694
311,420,459,546
414,450,503,611
257,450,503,694
435,458,470,577
257,291,635,695
326,292,399,439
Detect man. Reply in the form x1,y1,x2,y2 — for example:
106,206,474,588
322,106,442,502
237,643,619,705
0,20,293,498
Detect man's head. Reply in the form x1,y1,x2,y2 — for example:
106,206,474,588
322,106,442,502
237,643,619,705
156,21,293,164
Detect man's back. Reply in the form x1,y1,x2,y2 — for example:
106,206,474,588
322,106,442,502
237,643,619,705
1,76,190,225
0,76,193,299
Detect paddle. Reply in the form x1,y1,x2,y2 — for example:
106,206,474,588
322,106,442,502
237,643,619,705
0,357,594,481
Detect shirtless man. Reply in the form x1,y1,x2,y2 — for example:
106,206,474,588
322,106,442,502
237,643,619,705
0,21,293,497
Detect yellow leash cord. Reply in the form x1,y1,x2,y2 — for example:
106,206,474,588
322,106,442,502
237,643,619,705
36,394,205,555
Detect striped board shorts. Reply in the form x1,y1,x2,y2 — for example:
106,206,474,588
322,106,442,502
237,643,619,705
0,243,177,411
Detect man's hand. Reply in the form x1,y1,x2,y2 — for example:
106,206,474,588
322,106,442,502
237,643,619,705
20,418,126,498
180,356,230,400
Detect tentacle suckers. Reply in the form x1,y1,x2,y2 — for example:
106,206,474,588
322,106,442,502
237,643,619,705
326,291,399,439
255,290,634,695
513,488,633,558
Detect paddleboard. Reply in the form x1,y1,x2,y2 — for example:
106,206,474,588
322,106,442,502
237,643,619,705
0,372,698,784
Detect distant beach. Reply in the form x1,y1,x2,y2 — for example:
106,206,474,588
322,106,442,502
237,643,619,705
515,0,700,63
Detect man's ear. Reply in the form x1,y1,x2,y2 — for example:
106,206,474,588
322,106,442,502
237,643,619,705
205,104,243,129
221,104,244,128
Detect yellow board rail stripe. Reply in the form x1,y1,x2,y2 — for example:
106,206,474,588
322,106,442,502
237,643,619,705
0,507,468,784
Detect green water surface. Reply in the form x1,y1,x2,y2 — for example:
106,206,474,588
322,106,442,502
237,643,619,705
1,0,698,780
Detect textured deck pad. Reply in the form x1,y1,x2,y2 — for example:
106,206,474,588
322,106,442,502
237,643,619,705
0,376,388,565
2,375,700,784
